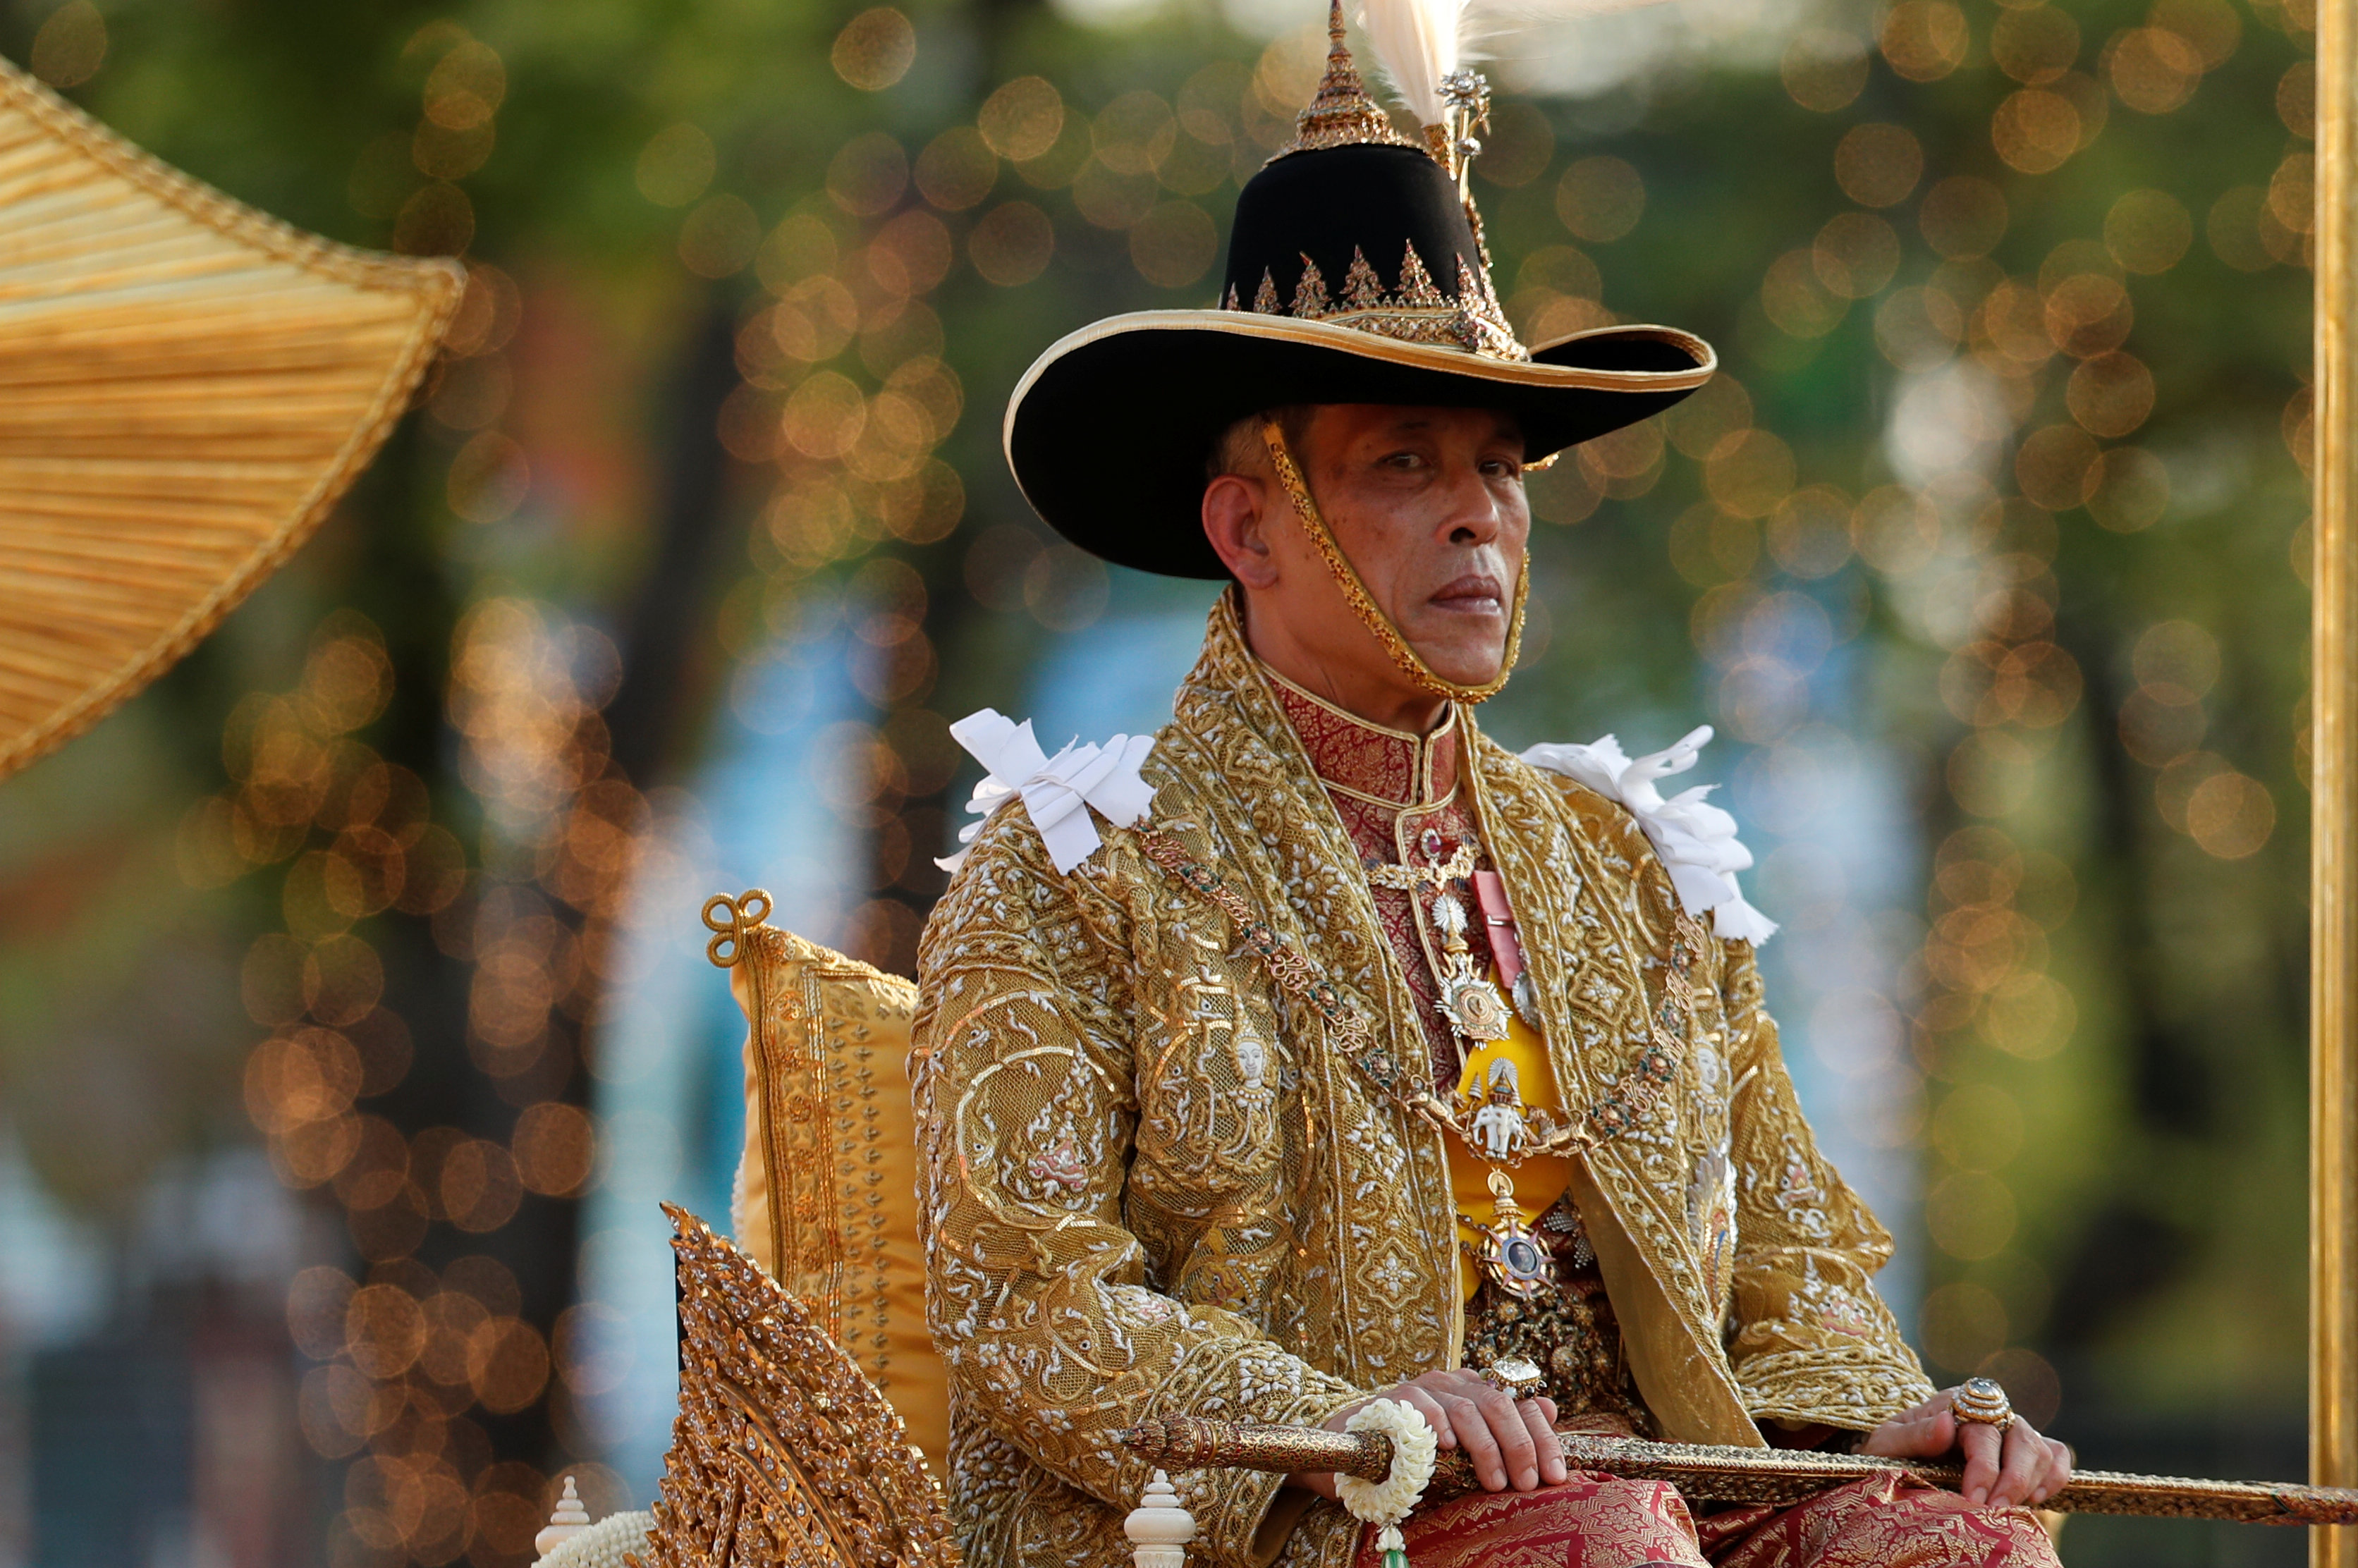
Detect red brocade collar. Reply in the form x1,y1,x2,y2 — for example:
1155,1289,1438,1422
1262,668,1460,809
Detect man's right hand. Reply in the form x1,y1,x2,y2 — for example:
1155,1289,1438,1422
1290,1369,1568,1498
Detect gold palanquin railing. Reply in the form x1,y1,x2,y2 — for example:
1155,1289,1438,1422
2319,0,2358,1552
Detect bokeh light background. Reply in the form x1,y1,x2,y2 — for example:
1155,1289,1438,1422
0,0,2316,1562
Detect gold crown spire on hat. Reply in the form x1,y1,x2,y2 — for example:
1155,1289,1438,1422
1277,0,1416,157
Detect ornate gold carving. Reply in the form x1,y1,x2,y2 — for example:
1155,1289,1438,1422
1227,239,1529,364
1122,1416,1385,1479
638,1206,960,1568
1532,1435,2358,1526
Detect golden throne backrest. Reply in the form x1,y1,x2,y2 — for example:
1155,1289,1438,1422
701,890,947,1466
641,1206,960,1568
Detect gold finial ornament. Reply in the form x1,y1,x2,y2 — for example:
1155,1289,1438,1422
1278,0,1415,157
1438,69,1492,188
701,887,774,968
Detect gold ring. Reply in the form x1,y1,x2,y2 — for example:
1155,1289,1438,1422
1951,1376,2015,1433
1481,1355,1546,1402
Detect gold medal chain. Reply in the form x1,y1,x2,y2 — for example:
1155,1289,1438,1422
1362,840,1474,890
1137,826,1706,1165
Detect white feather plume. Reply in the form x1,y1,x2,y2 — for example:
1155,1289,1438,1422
1355,0,1680,129
1357,0,1470,129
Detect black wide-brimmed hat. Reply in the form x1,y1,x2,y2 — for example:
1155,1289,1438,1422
1002,11,1716,580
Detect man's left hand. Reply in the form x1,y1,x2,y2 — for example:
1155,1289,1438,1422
1858,1388,2072,1508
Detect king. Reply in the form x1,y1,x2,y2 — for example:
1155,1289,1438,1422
914,8,2071,1564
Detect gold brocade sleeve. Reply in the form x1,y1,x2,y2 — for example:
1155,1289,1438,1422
1718,941,1938,1433
914,807,1364,1568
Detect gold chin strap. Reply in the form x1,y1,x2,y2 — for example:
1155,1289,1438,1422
1259,417,1528,705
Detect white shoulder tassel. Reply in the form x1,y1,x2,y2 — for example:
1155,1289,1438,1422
936,708,1156,876
1520,725,1779,945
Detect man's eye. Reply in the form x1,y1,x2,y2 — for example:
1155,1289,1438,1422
1381,451,1424,470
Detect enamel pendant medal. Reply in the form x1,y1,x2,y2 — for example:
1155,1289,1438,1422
1475,1168,1555,1299
1419,828,1512,1045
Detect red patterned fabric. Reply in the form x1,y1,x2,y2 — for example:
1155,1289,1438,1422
1704,1474,2060,1568
1348,1474,2061,1568
1352,1472,1707,1568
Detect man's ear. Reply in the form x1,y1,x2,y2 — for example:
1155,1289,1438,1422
1202,473,1279,589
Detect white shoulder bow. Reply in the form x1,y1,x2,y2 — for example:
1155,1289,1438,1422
1519,725,1778,945
936,708,1156,876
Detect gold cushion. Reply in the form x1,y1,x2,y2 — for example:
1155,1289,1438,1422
704,891,946,1466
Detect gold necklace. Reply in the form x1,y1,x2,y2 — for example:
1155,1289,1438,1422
1259,419,1528,706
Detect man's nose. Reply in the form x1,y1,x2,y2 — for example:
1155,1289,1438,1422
1441,462,1504,546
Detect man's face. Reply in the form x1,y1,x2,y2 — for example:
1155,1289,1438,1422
1221,403,1530,699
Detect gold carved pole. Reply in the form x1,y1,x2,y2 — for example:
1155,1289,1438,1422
1120,1421,2358,1524
2318,0,2358,1546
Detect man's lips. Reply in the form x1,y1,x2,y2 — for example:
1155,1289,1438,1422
1429,575,1504,613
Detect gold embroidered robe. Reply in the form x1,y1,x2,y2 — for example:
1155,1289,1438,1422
912,596,1934,1568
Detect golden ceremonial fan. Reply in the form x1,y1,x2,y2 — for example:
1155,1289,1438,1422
0,56,462,780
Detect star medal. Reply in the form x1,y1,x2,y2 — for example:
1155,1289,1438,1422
1474,1168,1555,1299
1431,888,1512,1043
1360,830,1510,1045
1510,969,1542,1030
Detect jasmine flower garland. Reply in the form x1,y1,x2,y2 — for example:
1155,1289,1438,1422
1334,1398,1438,1567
